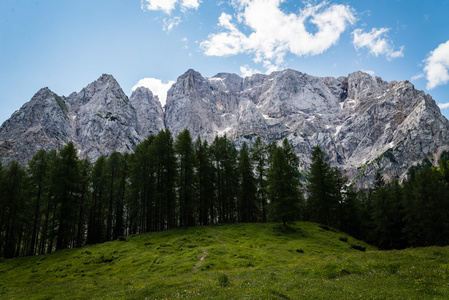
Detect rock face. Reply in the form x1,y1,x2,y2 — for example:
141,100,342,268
130,87,164,137
1,69,449,188
0,74,160,164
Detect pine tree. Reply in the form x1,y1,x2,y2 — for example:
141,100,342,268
54,142,81,250
127,136,155,234
76,158,91,248
27,149,49,255
2,161,29,258
371,180,406,249
251,136,268,222
403,167,449,247
175,129,195,227
307,145,342,227
237,142,257,222
153,130,177,230
87,155,107,244
194,137,215,225
212,135,238,223
267,139,302,228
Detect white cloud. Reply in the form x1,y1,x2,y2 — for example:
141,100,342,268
181,0,201,10
201,1,356,72
163,16,182,32
361,69,375,76
240,65,261,77
424,40,449,90
438,102,449,109
132,78,175,107
141,0,201,14
411,73,425,81
141,0,178,14
352,28,404,60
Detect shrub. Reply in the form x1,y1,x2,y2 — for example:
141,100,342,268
350,244,366,252
218,273,230,287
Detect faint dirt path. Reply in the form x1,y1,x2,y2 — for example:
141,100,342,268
191,248,207,273
215,231,225,245
191,228,225,273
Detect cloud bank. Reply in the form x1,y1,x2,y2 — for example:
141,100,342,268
201,0,356,72
424,40,449,90
352,27,404,60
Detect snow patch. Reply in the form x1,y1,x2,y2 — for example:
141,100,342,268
334,125,342,136
263,114,274,120
216,127,232,137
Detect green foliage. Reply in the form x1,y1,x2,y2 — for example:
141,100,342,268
217,273,230,287
2,128,449,261
267,139,302,227
307,146,345,228
53,93,67,116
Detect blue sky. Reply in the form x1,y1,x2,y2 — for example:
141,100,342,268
1,0,449,124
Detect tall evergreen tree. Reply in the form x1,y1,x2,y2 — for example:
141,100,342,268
403,167,449,247
105,151,124,241
307,145,342,227
371,179,406,249
251,136,268,222
2,161,29,258
267,139,302,228
175,129,195,227
153,130,177,230
54,142,81,250
237,142,257,222
212,135,238,223
75,158,91,248
194,137,215,225
87,155,107,244
127,136,156,234
113,153,128,239
27,149,49,255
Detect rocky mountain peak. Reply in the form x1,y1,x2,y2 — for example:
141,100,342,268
130,86,164,138
1,69,449,189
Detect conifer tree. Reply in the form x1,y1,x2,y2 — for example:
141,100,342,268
175,129,195,227
27,149,49,255
87,155,107,244
371,180,406,249
153,130,177,230
55,142,81,250
238,142,257,222
212,135,238,223
267,139,302,228
307,145,342,227
2,161,28,258
251,136,268,222
127,136,155,234
194,137,215,225
76,158,91,247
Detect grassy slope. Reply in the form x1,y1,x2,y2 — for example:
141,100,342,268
0,222,448,299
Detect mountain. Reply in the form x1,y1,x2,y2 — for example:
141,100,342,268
1,70,449,188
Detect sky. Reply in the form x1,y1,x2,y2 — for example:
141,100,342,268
1,0,449,124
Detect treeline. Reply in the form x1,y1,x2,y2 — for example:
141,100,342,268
1,129,449,258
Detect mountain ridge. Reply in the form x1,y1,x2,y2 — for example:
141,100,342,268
1,69,449,188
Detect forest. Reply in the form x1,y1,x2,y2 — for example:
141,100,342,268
1,128,449,258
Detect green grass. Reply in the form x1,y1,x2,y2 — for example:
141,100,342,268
1,222,448,299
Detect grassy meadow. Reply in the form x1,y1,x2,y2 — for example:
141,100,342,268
1,222,448,299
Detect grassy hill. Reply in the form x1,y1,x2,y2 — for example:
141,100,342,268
0,222,448,299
